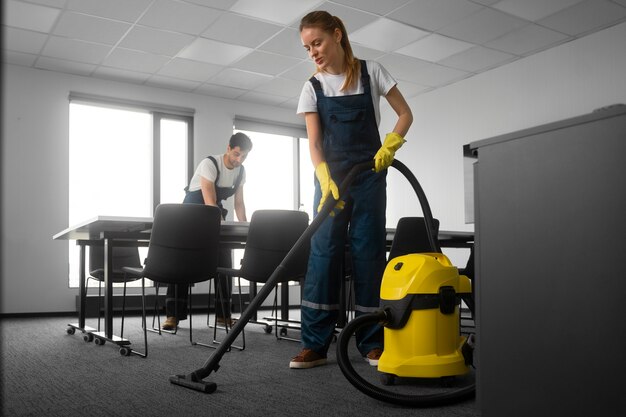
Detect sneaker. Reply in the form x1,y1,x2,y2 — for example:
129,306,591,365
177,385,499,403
289,348,327,369
216,317,237,327
162,316,178,331
365,348,383,366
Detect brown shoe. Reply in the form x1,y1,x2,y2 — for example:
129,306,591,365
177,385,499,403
365,348,383,366
216,317,237,328
289,348,327,369
162,316,178,331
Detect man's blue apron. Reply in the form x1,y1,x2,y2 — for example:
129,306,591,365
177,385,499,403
302,61,386,355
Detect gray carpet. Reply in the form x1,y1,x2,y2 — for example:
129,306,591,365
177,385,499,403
1,315,480,417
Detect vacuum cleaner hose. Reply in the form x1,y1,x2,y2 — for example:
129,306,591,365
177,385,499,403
336,311,476,407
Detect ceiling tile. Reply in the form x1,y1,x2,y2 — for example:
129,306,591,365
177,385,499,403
65,0,152,23
408,62,470,87
331,0,413,16
485,24,569,56
253,77,303,97
350,18,430,52
4,27,48,54
119,26,194,56
351,45,387,60
145,75,201,91
3,50,38,67
93,66,152,83
258,28,306,58
157,58,223,82
233,51,302,76
103,48,171,73
230,0,321,25
492,0,585,21
439,45,516,72
396,34,475,62
34,56,96,76
195,83,247,99
377,53,431,82
387,0,484,32
53,12,131,45
185,0,239,10
438,7,529,44
26,0,66,7
537,0,626,36
139,0,222,35
279,60,317,81
202,13,283,48
42,36,112,64
471,0,500,4
208,68,273,90
179,38,253,66
5,0,61,32
315,2,379,32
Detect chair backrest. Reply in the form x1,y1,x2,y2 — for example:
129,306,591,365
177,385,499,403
238,210,310,283
143,203,222,285
388,217,440,262
88,245,142,282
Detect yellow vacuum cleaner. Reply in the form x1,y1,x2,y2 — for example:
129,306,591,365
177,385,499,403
377,252,472,385
336,160,476,407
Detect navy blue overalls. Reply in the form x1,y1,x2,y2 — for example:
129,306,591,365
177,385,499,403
165,156,244,319
301,61,386,356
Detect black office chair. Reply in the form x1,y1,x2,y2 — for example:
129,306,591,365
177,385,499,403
122,203,222,357
84,245,143,342
388,217,440,261
215,209,310,347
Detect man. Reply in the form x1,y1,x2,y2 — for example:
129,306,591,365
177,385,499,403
162,132,253,330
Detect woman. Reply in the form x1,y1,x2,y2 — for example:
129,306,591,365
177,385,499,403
290,11,413,369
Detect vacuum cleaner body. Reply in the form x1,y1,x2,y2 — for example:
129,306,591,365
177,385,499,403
378,252,472,379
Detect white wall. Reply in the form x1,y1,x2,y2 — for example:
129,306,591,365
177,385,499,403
2,21,626,314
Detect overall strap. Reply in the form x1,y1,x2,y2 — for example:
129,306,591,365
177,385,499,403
207,156,220,184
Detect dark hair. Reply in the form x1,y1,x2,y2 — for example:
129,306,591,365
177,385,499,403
229,132,253,152
299,10,360,91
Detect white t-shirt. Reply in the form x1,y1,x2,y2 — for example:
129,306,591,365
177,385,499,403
187,155,246,193
296,60,397,126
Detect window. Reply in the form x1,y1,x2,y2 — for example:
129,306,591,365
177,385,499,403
232,121,312,284
68,100,193,287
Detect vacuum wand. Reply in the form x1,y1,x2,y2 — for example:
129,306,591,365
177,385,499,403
169,160,375,393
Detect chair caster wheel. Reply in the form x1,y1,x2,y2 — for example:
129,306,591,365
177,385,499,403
119,347,131,356
83,333,94,343
66,327,76,335
379,373,396,386
94,337,105,346
279,327,288,336
263,324,272,334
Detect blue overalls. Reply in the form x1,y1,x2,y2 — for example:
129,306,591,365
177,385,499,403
166,157,244,319
302,61,386,356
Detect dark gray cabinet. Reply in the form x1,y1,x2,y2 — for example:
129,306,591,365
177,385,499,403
469,105,626,417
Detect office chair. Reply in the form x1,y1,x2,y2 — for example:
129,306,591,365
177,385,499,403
83,244,143,343
388,217,440,261
122,203,222,357
215,209,310,347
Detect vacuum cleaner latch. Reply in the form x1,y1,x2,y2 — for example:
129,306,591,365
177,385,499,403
438,286,457,315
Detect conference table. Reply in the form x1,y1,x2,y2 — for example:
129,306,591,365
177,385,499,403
53,215,473,349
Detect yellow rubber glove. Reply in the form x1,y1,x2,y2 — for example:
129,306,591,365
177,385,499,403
315,161,343,214
374,132,406,173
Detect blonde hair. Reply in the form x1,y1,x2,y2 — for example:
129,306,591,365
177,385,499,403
300,10,360,92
